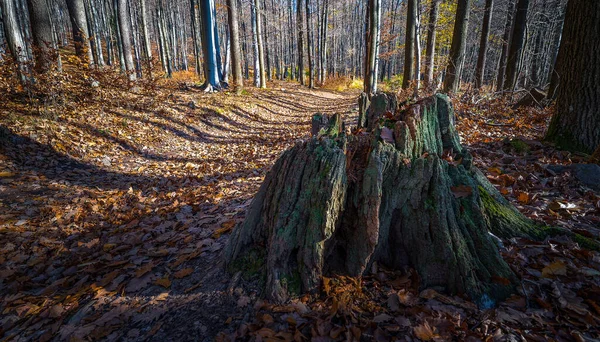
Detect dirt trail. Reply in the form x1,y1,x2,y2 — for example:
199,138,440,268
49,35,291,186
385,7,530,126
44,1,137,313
0,82,358,341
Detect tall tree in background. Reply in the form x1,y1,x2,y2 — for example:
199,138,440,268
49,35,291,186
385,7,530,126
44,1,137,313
443,0,472,93
475,0,493,89
503,0,529,91
402,0,417,89
255,0,266,88
364,0,381,94
66,0,93,65
296,0,304,85
496,0,514,91
1,0,29,83
26,0,56,72
305,0,314,88
139,0,152,73
251,2,260,86
547,6,565,99
190,0,202,77
116,0,136,80
227,0,243,90
200,0,223,91
545,0,599,153
424,0,440,88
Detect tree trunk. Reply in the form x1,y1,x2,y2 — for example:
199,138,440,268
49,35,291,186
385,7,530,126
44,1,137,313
199,0,222,91
305,0,314,88
503,0,529,92
544,0,600,154
402,0,417,89
475,0,493,90
364,0,380,94
443,0,472,93
251,2,260,87
413,1,421,95
116,0,136,80
26,0,56,72
225,94,543,307
424,0,440,89
227,0,243,90
1,0,29,84
139,0,152,74
496,0,514,92
546,6,565,100
66,0,93,65
297,0,305,85
255,0,266,88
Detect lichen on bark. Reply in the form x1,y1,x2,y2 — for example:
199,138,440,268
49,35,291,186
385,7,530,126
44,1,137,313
225,93,540,307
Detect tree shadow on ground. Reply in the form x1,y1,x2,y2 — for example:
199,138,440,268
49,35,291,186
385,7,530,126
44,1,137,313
0,127,263,193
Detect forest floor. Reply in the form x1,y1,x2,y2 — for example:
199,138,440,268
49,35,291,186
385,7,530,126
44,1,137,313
1,76,600,341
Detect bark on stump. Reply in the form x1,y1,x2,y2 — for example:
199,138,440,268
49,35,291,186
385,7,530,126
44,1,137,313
225,94,539,307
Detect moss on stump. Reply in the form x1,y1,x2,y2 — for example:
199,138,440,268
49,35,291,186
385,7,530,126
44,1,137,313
224,93,542,307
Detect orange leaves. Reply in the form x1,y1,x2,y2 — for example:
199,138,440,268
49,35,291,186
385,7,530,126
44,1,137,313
173,268,193,279
212,219,236,239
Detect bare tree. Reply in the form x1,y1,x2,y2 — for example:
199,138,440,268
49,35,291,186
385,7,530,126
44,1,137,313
227,0,243,90
1,0,29,83
65,0,93,65
475,0,493,89
26,0,56,72
503,0,529,91
443,0,472,93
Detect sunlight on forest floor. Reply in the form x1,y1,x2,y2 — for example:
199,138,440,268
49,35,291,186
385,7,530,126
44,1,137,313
1,75,600,340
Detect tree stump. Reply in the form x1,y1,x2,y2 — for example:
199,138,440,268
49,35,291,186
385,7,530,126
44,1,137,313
225,94,539,307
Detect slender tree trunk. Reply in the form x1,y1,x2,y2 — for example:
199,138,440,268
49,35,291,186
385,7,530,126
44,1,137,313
547,7,565,99
503,0,529,91
413,0,421,94
116,0,136,80
442,0,472,93
1,0,29,84
545,0,600,154
402,0,417,89
26,0,56,72
364,0,381,94
305,0,314,88
424,0,439,88
199,0,222,90
496,0,514,91
251,2,260,87
255,0,266,88
297,0,305,85
66,0,93,65
227,0,243,90
475,0,494,89
190,0,202,77
139,0,152,75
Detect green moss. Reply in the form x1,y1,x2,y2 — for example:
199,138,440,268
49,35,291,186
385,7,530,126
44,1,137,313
281,271,302,296
509,139,530,153
545,131,592,155
537,226,600,251
227,247,266,279
478,186,539,239
573,234,600,251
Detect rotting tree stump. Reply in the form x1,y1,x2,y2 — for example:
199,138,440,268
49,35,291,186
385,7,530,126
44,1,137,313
224,93,540,307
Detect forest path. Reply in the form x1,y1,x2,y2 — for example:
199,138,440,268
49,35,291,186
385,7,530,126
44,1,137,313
0,81,358,341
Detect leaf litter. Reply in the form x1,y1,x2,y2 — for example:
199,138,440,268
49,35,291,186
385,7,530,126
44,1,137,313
1,79,600,341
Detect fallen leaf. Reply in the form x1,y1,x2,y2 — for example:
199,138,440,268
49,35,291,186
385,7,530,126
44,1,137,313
155,276,171,288
173,268,193,279
542,260,567,278
451,185,472,198
413,322,439,341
